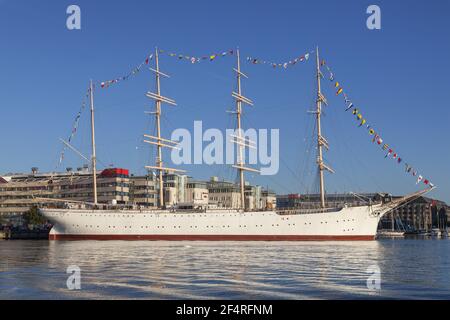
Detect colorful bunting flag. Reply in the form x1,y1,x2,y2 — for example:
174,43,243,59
385,149,393,158
321,60,434,188
161,49,234,65
416,175,423,184
58,88,89,166
246,50,314,70
99,53,153,89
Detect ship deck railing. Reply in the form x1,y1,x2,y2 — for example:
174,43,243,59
276,207,344,215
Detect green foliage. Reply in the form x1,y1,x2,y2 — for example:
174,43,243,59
23,206,47,226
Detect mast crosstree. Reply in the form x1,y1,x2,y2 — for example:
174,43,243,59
144,48,185,208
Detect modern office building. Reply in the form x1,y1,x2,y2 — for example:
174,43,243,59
129,173,158,207
0,167,130,224
182,180,209,209
207,177,242,209
163,174,187,207
261,189,277,210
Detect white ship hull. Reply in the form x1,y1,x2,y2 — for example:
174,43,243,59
41,204,389,241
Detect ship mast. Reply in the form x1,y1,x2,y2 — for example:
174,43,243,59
314,46,334,208
89,79,98,205
144,47,185,208
231,48,260,210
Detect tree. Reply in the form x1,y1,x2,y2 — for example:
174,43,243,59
23,206,47,226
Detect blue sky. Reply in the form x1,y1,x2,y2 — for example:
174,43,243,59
0,0,449,202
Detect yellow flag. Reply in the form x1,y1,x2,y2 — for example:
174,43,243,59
335,82,340,88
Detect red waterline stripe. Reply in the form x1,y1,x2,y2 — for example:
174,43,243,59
49,234,375,241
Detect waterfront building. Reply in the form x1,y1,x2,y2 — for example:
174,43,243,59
207,177,242,209
261,190,277,210
163,174,187,207
183,180,209,209
0,167,130,224
383,196,449,230
129,173,158,207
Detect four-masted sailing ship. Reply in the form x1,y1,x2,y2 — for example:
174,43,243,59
40,47,433,241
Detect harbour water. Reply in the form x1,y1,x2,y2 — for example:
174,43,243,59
0,239,449,299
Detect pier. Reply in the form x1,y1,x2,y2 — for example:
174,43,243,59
0,228,49,240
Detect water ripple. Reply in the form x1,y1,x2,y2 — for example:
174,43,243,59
0,239,449,299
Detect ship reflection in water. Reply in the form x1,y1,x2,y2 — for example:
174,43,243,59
0,240,449,299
